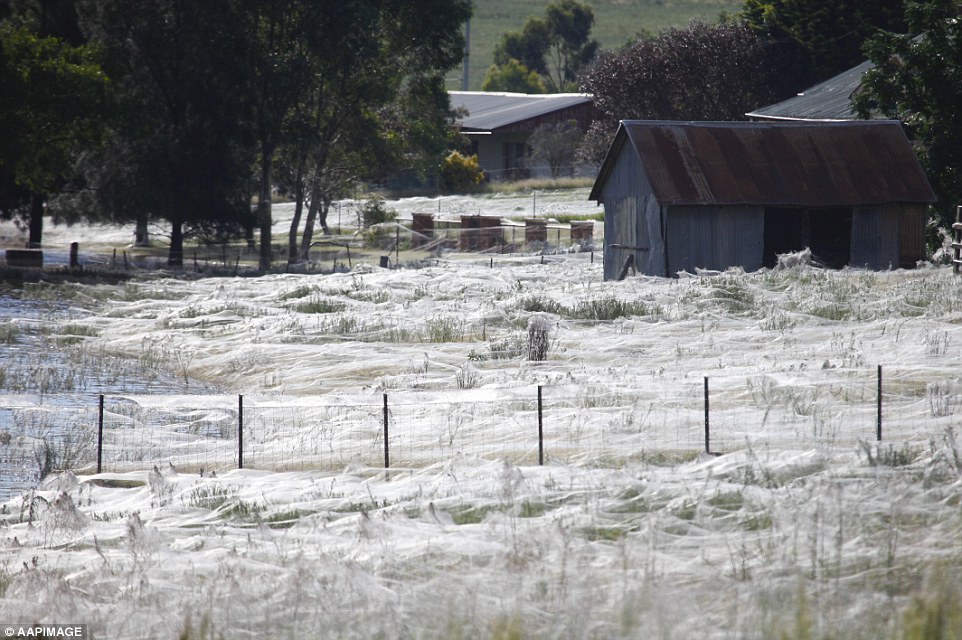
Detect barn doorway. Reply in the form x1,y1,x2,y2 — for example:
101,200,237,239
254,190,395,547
763,208,805,268
763,207,853,268
808,207,852,268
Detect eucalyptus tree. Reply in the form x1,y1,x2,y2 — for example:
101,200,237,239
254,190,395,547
854,0,962,228
0,0,108,247
742,0,907,96
260,0,472,267
76,0,254,266
491,0,598,93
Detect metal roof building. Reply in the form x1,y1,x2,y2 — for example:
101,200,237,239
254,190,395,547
746,61,872,122
449,91,594,180
590,120,935,279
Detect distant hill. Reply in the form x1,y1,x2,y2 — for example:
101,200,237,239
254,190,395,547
450,0,743,91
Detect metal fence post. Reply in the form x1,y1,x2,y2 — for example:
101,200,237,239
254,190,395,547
538,385,544,465
238,394,244,469
383,393,390,469
97,394,104,473
704,377,710,454
877,365,883,442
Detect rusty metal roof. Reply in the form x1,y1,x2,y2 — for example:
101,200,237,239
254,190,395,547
590,120,935,207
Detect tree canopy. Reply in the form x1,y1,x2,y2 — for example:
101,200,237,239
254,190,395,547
481,57,547,94
853,0,962,228
490,0,599,93
0,21,108,245
0,0,473,267
741,0,907,97
240,0,471,269
579,22,773,165
72,0,254,265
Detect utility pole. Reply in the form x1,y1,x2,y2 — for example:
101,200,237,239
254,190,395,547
462,19,470,90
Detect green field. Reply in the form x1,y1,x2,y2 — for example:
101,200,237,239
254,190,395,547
450,0,743,91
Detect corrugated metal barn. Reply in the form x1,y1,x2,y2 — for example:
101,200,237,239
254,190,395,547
589,120,936,280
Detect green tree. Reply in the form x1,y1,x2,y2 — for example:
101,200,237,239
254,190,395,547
246,0,472,270
543,0,599,92
742,0,907,96
491,0,598,93
76,0,254,266
236,0,329,271
0,23,108,246
494,17,551,77
481,58,546,93
853,0,962,228
276,0,471,265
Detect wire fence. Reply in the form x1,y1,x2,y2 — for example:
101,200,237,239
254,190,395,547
66,220,600,278
2,365,959,499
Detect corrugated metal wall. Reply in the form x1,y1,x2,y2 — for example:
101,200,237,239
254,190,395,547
603,142,665,279
596,121,933,279
851,205,900,269
666,207,764,275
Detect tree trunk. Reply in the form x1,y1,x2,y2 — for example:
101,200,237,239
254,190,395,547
287,158,307,264
318,198,331,235
299,178,322,262
257,141,274,271
168,217,184,267
135,212,150,246
28,193,44,248
245,218,255,250
288,195,304,264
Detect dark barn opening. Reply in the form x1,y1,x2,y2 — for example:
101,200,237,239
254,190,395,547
808,207,852,268
763,207,853,268
763,208,806,268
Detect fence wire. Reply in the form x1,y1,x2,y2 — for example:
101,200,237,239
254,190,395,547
1,366,959,497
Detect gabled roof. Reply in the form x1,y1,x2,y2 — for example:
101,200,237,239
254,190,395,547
589,120,935,207
449,91,592,132
746,61,872,121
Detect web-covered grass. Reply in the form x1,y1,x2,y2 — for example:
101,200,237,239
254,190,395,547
2,234,962,638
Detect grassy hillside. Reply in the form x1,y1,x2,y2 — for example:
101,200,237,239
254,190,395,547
450,0,743,91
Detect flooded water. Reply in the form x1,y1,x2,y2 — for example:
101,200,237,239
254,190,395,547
0,293,216,501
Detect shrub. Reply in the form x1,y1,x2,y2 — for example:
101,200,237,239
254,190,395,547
360,197,397,228
519,295,563,315
527,316,551,361
439,151,484,194
489,333,526,360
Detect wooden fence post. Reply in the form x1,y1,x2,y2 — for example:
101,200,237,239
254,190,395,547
97,394,104,473
238,395,244,469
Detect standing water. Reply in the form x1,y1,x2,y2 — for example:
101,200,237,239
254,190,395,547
0,293,214,501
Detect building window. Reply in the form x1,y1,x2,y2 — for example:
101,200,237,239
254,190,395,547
502,142,529,180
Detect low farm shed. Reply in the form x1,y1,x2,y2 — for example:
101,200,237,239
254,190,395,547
589,120,935,280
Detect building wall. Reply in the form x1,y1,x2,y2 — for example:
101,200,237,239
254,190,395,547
851,205,900,269
470,103,596,181
849,203,927,269
601,142,667,279
898,204,927,267
666,206,764,275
